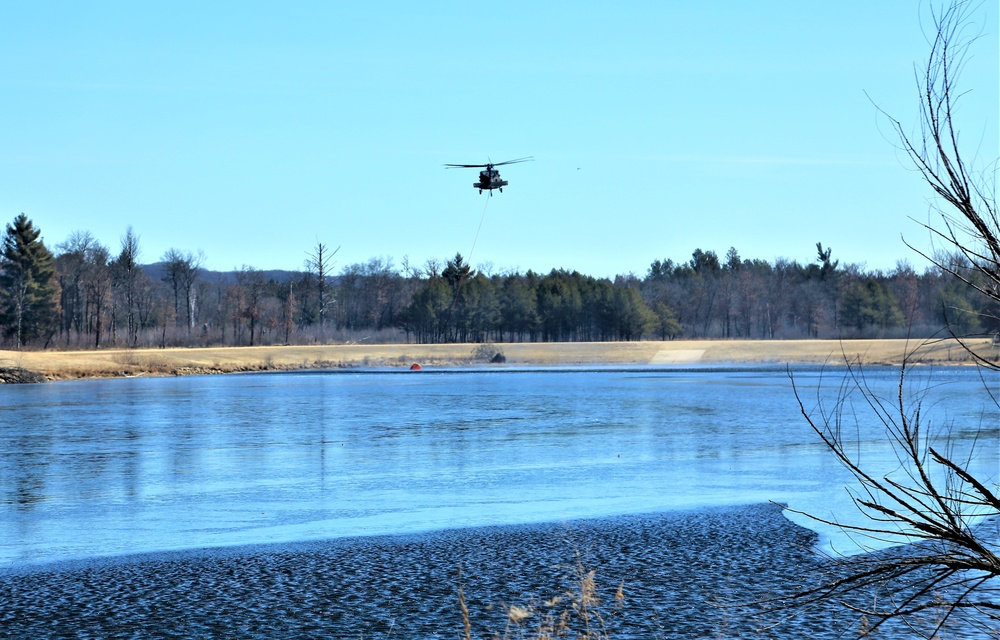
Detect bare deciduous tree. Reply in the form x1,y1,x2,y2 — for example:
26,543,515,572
783,356,999,636
781,2,1000,636
305,241,339,339
56,231,99,344
83,242,111,348
161,248,203,333
235,265,266,346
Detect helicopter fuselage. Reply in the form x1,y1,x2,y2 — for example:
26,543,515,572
476,168,508,192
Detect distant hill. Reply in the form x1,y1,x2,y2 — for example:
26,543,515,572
142,262,310,285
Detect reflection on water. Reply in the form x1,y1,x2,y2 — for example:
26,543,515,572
0,365,995,566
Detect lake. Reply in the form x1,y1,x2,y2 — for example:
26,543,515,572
0,365,996,637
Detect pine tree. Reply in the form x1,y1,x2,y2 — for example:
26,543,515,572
0,214,60,348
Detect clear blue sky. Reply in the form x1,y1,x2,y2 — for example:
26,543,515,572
1,2,996,278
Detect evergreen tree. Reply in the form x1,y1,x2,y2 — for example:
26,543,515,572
442,253,472,294
499,275,539,342
0,214,60,347
839,279,903,334
652,301,682,340
114,226,142,346
935,279,981,335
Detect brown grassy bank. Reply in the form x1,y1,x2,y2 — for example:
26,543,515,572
0,338,994,382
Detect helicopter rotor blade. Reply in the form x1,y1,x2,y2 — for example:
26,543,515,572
492,156,534,166
444,157,533,169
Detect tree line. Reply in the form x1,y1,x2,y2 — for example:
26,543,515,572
0,214,993,350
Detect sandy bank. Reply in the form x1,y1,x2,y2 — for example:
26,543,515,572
0,338,994,382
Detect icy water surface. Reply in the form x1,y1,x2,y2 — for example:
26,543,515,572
0,365,996,637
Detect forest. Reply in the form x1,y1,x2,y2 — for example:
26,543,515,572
0,213,994,350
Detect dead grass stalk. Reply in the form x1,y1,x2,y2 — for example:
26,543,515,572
459,553,622,640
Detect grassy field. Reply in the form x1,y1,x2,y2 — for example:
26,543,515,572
0,338,994,381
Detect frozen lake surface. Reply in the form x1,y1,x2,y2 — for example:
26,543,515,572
0,365,996,637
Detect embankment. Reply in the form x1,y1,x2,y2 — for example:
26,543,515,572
0,338,993,382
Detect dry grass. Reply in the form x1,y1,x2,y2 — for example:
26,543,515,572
459,555,624,640
0,338,994,382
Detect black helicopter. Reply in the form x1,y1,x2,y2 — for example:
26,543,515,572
444,157,533,194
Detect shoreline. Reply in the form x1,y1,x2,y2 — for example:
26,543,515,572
2,501,791,573
0,338,994,382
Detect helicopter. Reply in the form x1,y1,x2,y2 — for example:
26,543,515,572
444,157,533,194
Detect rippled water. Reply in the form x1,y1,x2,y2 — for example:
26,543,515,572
0,504,828,639
0,365,996,637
